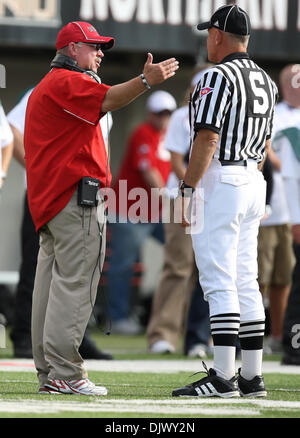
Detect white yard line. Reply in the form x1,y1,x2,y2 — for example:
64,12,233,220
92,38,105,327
0,399,259,416
0,359,300,374
0,397,300,416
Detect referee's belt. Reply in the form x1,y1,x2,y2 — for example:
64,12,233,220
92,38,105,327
220,159,249,167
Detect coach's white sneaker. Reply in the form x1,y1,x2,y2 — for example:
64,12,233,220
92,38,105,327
45,378,108,396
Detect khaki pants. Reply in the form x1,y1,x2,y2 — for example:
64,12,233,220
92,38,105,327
31,190,106,386
258,224,295,286
146,199,197,348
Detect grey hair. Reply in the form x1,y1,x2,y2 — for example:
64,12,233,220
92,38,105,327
57,45,71,56
226,32,250,46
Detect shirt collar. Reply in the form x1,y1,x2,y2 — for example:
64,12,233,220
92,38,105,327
219,52,250,64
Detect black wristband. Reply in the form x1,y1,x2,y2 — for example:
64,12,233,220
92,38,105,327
179,180,195,197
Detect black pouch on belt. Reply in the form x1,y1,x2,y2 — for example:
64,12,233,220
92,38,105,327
77,177,101,207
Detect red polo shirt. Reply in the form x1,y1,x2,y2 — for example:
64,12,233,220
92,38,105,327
113,122,171,222
24,68,111,232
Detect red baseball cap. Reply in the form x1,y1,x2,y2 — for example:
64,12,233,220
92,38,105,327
56,21,115,51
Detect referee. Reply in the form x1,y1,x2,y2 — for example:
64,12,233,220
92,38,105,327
173,5,278,398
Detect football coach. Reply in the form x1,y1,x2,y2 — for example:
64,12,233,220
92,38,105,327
24,21,178,396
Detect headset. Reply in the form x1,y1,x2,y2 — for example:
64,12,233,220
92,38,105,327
50,53,102,84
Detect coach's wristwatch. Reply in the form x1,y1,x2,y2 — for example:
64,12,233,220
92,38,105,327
140,73,151,90
179,180,195,197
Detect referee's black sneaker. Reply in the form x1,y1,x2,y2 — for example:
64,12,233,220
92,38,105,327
237,368,267,397
172,362,239,398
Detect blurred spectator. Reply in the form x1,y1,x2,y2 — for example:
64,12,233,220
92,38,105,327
0,100,13,195
278,127,300,364
0,101,13,327
7,88,113,359
265,64,300,363
146,67,212,356
107,90,177,334
258,147,295,354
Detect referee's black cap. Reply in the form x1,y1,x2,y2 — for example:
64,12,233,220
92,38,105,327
197,4,251,36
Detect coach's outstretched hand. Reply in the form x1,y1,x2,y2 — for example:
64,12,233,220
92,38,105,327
143,52,179,86
101,53,179,113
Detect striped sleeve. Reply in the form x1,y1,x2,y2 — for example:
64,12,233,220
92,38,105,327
194,69,232,135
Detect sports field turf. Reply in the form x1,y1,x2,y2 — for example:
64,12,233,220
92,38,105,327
0,330,300,419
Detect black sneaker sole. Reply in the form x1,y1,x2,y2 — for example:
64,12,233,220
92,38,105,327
173,390,240,398
239,390,267,397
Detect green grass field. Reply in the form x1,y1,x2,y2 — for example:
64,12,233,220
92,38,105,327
0,371,300,418
0,329,300,419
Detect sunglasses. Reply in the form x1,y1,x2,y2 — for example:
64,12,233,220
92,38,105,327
75,42,103,51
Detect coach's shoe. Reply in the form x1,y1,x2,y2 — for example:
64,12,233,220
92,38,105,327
45,378,108,396
172,362,239,398
237,369,267,397
38,386,61,395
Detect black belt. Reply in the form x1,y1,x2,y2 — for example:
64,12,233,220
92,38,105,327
220,159,247,167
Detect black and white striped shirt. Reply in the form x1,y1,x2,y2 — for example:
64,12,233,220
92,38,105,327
191,53,278,163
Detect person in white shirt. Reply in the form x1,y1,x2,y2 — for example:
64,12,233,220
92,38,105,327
271,69,300,364
7,89,114,360
0,101,13,195
257,65,298,354
279,128,300,242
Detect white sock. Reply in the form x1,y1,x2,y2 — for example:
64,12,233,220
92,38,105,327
213,345,236,380
240,349,263,380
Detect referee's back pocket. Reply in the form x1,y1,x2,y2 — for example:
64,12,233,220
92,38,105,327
220,174,249,186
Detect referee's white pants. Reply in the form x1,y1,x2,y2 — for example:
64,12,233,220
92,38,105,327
191,159,266,322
